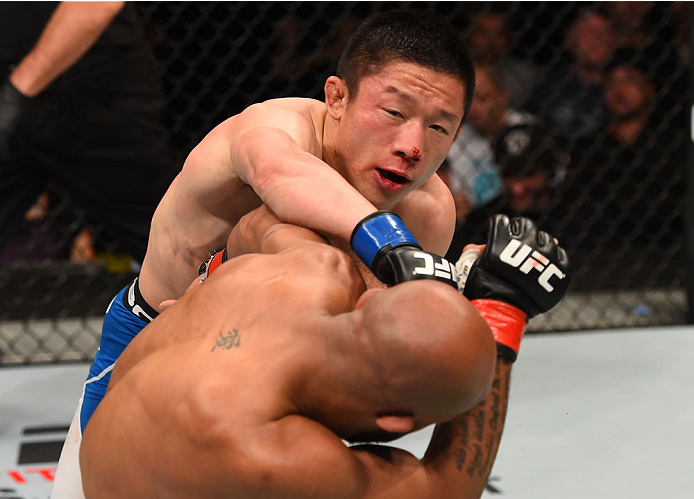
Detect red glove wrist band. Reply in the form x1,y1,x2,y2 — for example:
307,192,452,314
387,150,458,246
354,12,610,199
472,299,528,362
206,248,228,276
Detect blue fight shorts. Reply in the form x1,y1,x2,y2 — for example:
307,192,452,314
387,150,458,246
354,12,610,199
80,277,158,433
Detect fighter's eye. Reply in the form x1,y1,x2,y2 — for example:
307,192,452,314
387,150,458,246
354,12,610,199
431,124,449,135
385,109,403,118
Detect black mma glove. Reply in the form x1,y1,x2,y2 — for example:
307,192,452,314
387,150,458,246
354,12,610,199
351,210,457,288
0,78,30,160
458,214,571,361
462,214,570,317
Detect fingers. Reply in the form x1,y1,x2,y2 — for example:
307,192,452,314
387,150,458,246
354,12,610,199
159,273,206,312
159,299,177,312
462,243,485,253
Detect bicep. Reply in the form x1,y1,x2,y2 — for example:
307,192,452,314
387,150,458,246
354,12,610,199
225,205,328,257
350,445,445,498
250,417,443,499
180,101,318,192
240,416,367,499
227,102,321,184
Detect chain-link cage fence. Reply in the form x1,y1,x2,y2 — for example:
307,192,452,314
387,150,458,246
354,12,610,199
0,1,691,365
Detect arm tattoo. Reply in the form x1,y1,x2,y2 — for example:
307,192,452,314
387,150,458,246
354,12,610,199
490,392,501,431
454,361,511,479
473,409,485,441
458,418,469,447
211,329,241,352
423,361,512,495
467,444,484,478
455,448,467,471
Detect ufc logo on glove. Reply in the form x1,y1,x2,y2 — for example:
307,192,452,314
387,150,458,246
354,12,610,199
412,252,457,280
499,239,566,292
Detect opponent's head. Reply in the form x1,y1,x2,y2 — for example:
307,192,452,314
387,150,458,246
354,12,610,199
324,10,475,209
301,280,495,444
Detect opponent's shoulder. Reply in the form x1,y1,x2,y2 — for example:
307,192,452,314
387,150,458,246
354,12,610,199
393,174,456,255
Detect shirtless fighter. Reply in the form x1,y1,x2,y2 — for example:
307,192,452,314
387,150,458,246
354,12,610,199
55,10,476,496
79,206,570,499
84,7,474,428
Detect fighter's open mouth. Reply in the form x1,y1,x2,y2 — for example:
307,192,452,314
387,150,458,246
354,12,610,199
377,168,409,185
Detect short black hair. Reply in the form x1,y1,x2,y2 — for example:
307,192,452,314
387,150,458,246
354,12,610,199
336,10,476,123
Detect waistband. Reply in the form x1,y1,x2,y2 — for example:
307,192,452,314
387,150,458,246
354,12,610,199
122,277,158,323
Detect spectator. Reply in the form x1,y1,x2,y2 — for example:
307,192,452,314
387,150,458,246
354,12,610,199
494,125,566,216
524,9,618,143
446,64,536,221
465,11,540,108
446,123,566,261
570,47,685,249
602,1,689,125
0,2,177,266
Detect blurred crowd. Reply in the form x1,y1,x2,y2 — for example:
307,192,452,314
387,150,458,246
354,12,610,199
443,2,689,276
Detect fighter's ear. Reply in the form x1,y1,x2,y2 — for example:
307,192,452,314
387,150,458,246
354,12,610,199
325,76,348,120
454,122,464,141
375,414,415,434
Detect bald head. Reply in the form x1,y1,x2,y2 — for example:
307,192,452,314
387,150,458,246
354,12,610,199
296,279,495,444
353,280,496,424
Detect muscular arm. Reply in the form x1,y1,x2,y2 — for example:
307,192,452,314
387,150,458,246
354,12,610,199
334,358,511,499
226,357,510,499
143,100,376,299
177,100,377,247
9,1,125,96
225,204,330,257
233,123,377,243
419,359,512,498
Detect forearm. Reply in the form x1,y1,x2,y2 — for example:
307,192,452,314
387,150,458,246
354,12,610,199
422,359,512,499
412,215,569,498
226,205,329,257
234,127,377,242
9,1,124,96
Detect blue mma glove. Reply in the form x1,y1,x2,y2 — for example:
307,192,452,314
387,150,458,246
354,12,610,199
351,210,457,288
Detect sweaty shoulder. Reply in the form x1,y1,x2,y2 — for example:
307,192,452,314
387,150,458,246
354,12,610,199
230,97,327,155
393,174,456,255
